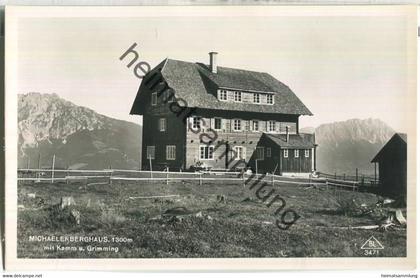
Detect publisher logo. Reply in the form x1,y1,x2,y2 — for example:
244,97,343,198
361,236,384,256
361,236,384,250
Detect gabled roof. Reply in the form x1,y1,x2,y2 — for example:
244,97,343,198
371,133,407,162
265,133,316,149
130,58,312,116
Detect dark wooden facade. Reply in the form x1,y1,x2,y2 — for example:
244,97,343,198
131,55,316,173
371,133,407,198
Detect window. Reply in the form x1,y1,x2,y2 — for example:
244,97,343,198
166,145,176,160
251,120,259,131
164,90,175,103
234,91,242,102
192,117,201,130
146,146,155,159
151,92,157,106
256,147,264,160
294,149,299,158
233,119,241,131
214,118,222,130
267,94,274,104
284,149,289,158
268,121,276,132
159,118,166,132
200,146,214,160
233,146,246,160
305,149,310,158
253,93,260,103
219,90,227,101
267,147,271,158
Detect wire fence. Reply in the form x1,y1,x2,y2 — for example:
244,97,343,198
17,168,367,191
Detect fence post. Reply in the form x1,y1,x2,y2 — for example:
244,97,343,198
51,154,56,184
37,153,41,182
242,171,245,188
255,160,258,175
166,167,169,185
355,168,358,181
149,156,153,179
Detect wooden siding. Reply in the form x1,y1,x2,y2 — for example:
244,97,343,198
249,134,313,174
142,95,187,171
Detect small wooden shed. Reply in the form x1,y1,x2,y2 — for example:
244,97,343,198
371,133,407,198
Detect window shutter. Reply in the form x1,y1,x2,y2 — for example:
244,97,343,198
276,121,280,133
245,120,250,131
210,118,215,129
266,121,269,132
226,119,231,132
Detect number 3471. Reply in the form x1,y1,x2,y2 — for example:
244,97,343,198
364,249,380,256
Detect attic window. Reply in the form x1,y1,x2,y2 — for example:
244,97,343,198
267,94,274,104
192,117,201,130
253,93,260,103
219,90,227,101
234,91,242,102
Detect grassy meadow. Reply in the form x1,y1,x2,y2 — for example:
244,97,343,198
17,177,406,258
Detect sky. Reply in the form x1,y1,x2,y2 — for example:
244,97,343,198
17,11,412,132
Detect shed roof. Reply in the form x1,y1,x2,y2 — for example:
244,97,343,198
130,58,312,116
265,133,316,149
371,133,407,163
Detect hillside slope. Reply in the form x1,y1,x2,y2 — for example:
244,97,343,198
313,118,395,175
18,93,142,170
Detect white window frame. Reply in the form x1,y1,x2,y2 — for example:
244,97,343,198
267,147,272,158
166,145,176,160
251,120,259,132
284,149,289,158
219,90,228,101
294,149,299,158
146,146,155,160
268,121,276,132
233,119,242,131
267,94,274,104
234,91,242,102
200,145,214,160
233,146,246,160
253,93,260,103
164,90,175,103
214,118,222,130
305,149,310,158
151,92,157,106
256,147,265,160
192,117,201,130
159,118,166,132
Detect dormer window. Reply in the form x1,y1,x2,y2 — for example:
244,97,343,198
267,94,274,104
253,93,260,103
234,91,242,102
192,117,201,130
219,90,227,101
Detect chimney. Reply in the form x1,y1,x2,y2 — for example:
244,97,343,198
209,52,218,73
286,126,290,143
